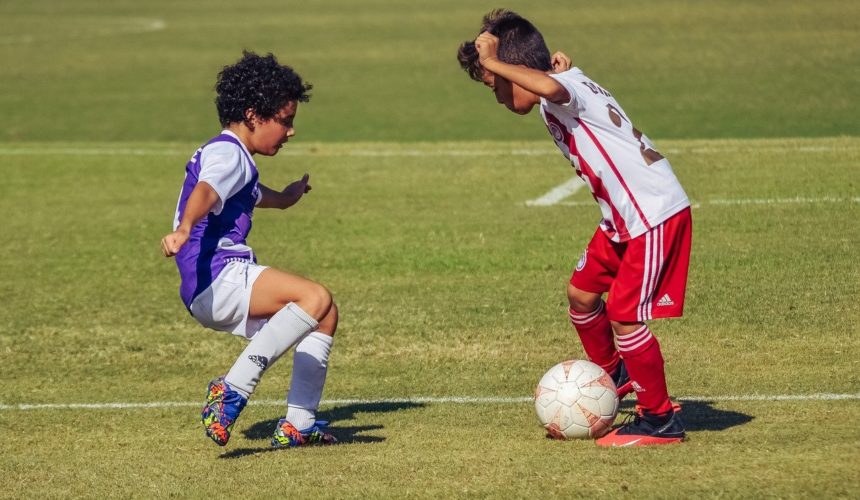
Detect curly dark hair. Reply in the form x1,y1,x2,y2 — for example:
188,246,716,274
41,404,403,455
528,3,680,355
215,51,312,127
457,9,552,82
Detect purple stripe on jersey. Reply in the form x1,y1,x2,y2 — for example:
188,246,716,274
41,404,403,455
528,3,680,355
173,134,259,311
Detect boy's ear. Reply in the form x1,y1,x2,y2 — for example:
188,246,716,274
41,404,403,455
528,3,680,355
243,108,257,130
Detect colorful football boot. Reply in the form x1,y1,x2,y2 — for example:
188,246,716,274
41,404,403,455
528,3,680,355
271,418,338,448
201,377,247,446
595,406,686,447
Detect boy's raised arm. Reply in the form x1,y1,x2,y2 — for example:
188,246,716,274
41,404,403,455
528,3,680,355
256,174,312,210
475,32,570,104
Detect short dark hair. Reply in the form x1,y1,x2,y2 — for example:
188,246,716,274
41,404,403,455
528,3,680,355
215,51,312,127
457,9,552,82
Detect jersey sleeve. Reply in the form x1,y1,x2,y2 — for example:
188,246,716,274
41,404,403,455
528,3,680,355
549,72,582,111
198,142,245,215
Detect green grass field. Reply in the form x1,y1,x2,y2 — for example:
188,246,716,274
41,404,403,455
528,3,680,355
1,0,859,498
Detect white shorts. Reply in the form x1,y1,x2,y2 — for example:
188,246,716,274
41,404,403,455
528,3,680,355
190,260,269,339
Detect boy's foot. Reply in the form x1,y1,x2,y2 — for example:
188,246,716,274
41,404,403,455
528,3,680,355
201,377,248,446
271,418,338,448
595,407,686,447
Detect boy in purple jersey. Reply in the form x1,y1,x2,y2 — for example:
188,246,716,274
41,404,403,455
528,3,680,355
457,10,690,446
161,51,337,448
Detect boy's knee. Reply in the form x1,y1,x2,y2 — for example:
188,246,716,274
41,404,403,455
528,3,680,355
328,302,338,323
610,320,644,336
318,302,339,337
567,283,601,313
298,283,332,321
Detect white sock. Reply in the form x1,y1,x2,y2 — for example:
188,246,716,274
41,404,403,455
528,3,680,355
225,303,318,398
286,331,333,430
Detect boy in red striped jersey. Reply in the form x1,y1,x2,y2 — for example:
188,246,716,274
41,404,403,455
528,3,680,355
457,10,691,446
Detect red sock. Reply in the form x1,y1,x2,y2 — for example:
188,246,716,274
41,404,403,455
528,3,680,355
569,302,620,375
616,325,672,415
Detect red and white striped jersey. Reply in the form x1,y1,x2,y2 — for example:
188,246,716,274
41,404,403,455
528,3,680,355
539,68,689,242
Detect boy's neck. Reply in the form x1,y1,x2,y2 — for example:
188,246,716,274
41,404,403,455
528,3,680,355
226,123,256,155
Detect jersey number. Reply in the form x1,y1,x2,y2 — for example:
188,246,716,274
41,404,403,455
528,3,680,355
606,104,664,166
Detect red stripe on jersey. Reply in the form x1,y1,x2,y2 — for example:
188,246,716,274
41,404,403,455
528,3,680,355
545,111,628,239
577,153,629,240
576,119,652,231
544,111,576,157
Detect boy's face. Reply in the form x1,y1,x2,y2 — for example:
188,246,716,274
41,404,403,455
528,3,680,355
250,101,298,156
481,69,537,115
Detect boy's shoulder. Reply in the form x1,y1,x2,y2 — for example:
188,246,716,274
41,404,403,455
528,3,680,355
552,67,585,80
550,67,617,107
551,67,597,91
203,131,243,150
199,132,251,161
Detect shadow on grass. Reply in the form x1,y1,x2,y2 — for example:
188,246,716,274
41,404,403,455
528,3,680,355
619,399,753,431
219,401,425,459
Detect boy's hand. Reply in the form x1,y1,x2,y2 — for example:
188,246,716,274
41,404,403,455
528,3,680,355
551,51,571,73
280,173,311,209
161,228,190,257
474,31,500,64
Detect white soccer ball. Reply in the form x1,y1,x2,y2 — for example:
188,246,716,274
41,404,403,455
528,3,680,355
534,359,619,439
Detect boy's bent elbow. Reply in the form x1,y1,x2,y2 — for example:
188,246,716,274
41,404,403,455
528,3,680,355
545,82,570,105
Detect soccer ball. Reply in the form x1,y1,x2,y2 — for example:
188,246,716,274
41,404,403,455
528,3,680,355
534,359,619,439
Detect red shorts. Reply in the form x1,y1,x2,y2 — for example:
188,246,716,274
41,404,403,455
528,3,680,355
570,208,692,322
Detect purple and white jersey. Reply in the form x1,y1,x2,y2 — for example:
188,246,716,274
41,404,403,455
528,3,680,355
172,131,262,311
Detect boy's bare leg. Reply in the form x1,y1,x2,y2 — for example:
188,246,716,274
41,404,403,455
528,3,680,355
249,267,333,321
567,284,620,376
245,268,339,434
224,268,330,398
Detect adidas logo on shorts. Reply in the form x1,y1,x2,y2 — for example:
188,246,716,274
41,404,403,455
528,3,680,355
656,294,675,307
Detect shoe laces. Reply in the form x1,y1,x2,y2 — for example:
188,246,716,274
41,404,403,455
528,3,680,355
619,409,644,427
630,404,676,428
221,388,246,407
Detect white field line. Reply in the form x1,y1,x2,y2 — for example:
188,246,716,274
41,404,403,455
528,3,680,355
2,143,853,208
0,19,166,45
525,177,585,206
0,147,556,157
1,393,858,411
0,147,184,156
549,196,860,208
663,146,838,154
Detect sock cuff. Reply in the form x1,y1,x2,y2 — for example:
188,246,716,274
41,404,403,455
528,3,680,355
296,331,333,360
223,378,251,400
285,405,316,431
615,325,656,355
569,301,606,325
285,302,320,331
307,331,334,345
